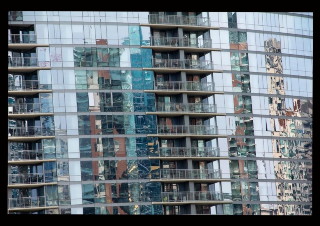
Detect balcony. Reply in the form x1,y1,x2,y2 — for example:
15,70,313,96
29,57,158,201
146,102,225,117
156,102,216,112
143,14,214,30
8,80,52,94
152,191,232,205
8,149,55,164
147,125,226,139
143,58,222,74
8,126,55,141
142,37,219,52
8,57,50,72
9,34,36,44
144,81,223,95
8,173,56,188
149,147,228,160
8,34,49,49
151,169,230,183
8,103,54,118
8,196,58,211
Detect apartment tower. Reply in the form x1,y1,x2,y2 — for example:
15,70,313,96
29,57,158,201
8,11,312,215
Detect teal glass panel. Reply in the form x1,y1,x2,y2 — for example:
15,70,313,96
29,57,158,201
42,139,56,159
132,70,143,89
76,92,89,112
129,25,140,45
141,49,152,68
75,70,87,89
130,48,142,67
39,93,53,113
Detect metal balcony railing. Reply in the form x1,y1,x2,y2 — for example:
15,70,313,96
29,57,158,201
8,57,50,68
9,149,44,161
150,36,212,48
154,81,215,92
155,103,217,113
8,126,55,137
156,125,218,135
148,14,210,27
159,191,231,203
157,169,222,180
152,58,214,70
157,147,221,157
8,34,36,44
8,80,52,91
8,103,53,114
8,196,58,209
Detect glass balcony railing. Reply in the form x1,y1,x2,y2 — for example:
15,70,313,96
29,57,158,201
8,173,55,185
154,81,215,92
9,149,44,161
8,11,23,21
155,103,217,113
148,14,210,27
8,80,52,91
8,196,58,209
149,36,212,48
152,58,214,70
159,191,231,203
156,147,221,157
8,57,50,68
9,196,45,209
156,169,222,180
8,103,53,114
9,34,36,44
8,126,55,137
156,125,218,135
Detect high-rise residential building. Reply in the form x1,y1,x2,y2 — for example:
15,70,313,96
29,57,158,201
7,11,312,215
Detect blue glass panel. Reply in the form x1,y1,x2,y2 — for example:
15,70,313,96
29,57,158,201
126,137,136,157
138,160,151,179
150,159,160,179
43,139,56,159
129,25,140,45
44,161,57,182
140,205,152,215
82,184,94,204
78,115,91,135
147,137,158,157
76,92,89,112
79,138,91,157
133,93,144,112
141,49,152,68
146,93,155,111
127,160,138,179
143,71,154,89
135,115,156,134
41,116,55,135
152,205,163,215
40,93,53,113
130,48,142,68
136,137,148,157
75,70,87,89
132,70,143,90
144,182,161,202
81,161,93,181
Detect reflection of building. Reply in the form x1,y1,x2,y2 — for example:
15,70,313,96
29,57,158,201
8,11,312,215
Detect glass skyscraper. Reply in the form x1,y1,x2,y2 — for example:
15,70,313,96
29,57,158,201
8,11,312,215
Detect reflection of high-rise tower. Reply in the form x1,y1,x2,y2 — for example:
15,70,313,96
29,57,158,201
264,38,312,214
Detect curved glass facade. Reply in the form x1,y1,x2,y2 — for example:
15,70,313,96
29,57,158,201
8,11,312,215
